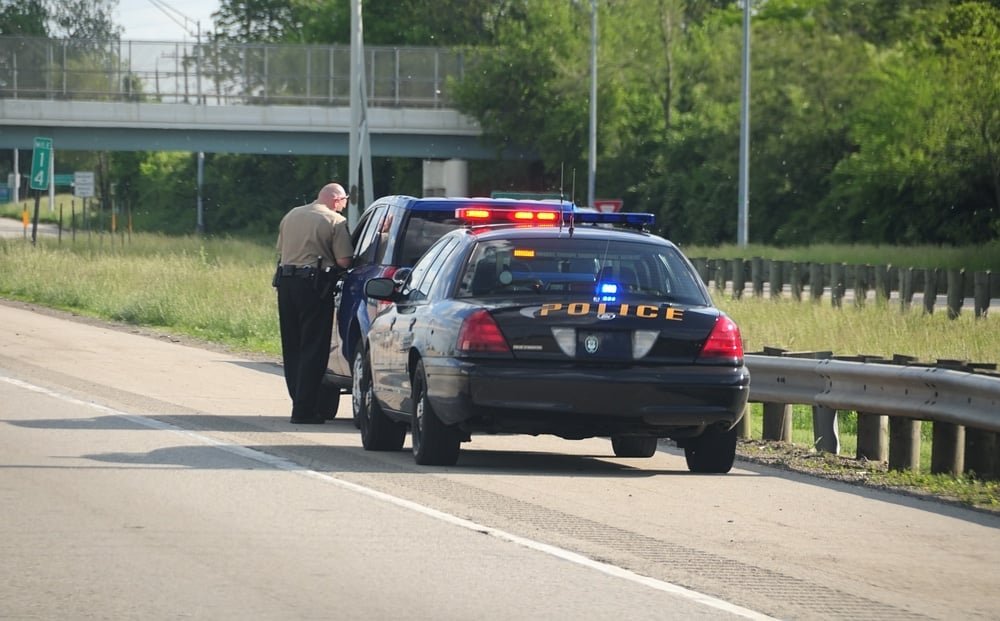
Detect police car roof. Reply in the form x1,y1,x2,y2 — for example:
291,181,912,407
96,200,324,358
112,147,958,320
366,195,579,213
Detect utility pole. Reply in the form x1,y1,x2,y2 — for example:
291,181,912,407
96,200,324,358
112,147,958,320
146,0,207,233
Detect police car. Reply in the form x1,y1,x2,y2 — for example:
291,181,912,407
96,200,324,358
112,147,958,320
354,207,751,470
321,196,577,419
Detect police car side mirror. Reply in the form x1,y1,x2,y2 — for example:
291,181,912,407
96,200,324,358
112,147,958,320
365,277,400,301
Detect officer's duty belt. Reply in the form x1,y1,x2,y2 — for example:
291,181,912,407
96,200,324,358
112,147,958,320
278,264,316,278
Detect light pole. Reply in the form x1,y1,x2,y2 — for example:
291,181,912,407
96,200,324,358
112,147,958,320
572,0,597,209
147,0,206,233
737,1,751,247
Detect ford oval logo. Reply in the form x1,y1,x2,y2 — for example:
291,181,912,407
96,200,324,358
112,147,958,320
584,335,600,354
597,312,616,321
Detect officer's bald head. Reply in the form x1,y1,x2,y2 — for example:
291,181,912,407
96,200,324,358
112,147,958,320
317,183,348,211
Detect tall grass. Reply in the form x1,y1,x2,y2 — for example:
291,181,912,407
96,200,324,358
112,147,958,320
716,297,1000,364
0,233,280,354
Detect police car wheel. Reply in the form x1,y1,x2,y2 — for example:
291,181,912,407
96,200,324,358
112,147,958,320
354,348,405,451
411,360,460,466
610,435,658,458
683,427,737,474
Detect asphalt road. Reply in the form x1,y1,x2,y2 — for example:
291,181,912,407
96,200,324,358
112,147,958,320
1,300,998,620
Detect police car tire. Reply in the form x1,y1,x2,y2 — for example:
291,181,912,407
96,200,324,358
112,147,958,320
354,348,406,451
610,435,658,458
683,427,738,474
411,360,460,466
317,381,340,420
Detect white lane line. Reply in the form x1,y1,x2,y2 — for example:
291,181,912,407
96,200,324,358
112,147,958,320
2,374,778,621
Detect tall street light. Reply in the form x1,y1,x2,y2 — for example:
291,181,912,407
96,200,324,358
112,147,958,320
737,1,751,247
572,0,597,209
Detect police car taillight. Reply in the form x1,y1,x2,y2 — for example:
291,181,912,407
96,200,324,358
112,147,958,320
698,316,744,363
457,310,511,354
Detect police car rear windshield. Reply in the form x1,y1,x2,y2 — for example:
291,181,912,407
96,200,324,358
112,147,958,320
455,238,711,306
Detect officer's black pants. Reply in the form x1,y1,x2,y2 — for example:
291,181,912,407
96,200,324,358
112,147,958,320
276,276,335,419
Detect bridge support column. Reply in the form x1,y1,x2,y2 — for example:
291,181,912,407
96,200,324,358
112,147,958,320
423,159,467,197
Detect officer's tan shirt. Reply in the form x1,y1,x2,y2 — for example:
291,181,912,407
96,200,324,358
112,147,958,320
276,202,353,268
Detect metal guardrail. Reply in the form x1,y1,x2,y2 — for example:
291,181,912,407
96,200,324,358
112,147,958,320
744,353,1000,478
746,355,1000,433
0,36,465,108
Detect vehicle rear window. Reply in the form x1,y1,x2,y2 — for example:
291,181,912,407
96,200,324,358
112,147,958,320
455,237,711,306
395,210,465,267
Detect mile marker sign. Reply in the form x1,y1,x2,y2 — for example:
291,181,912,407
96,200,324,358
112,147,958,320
29,137,52,191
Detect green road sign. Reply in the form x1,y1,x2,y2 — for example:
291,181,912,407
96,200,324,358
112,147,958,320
53,174,74,186
29,137,52,191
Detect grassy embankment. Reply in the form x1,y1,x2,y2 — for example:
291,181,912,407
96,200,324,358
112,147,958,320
1,223,997,510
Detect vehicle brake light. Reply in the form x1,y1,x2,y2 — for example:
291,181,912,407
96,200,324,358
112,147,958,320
457,310,510,354
698,316,744,363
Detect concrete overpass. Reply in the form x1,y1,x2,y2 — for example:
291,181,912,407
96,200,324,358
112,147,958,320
0,98,504,160
0,38,527,160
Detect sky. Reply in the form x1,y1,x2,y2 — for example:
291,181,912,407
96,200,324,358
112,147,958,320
115,0,221,42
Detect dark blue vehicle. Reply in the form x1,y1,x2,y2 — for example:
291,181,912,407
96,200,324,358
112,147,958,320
321,196,577,419
356,208,751,470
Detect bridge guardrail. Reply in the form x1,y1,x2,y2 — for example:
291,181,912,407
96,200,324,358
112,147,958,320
0,36,464,108
744,351,1000,479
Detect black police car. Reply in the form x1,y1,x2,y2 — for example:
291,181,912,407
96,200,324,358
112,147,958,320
321,196,576,420
354,207,751,471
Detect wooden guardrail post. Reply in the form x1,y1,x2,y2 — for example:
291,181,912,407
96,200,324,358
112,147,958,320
899,267,914,312
931,422,965,475
759,348,793,442
857,412,888,462
873,264,890,304
923,268,938,315
789,261,803,301
946,269,964,320
887,354,921,472
735,403,752,439
973,270,990,318
712,259,726,295
751,257,764,298
888,417,922,472
809,262,823,302
762,403,793,442
810,351,840,454
768,260,783,300
964,429,999,479
731,258,746,299
852,265,869,308
829,263,844,308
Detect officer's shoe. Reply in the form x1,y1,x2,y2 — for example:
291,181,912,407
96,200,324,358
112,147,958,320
289,408,325,424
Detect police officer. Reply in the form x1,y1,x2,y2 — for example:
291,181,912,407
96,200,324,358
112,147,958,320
275,183,353,424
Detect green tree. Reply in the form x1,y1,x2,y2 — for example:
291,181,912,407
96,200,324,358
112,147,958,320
0,0,47,35
824,2,1000,243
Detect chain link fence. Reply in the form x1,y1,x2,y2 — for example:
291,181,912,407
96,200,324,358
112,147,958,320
0,36,466,108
